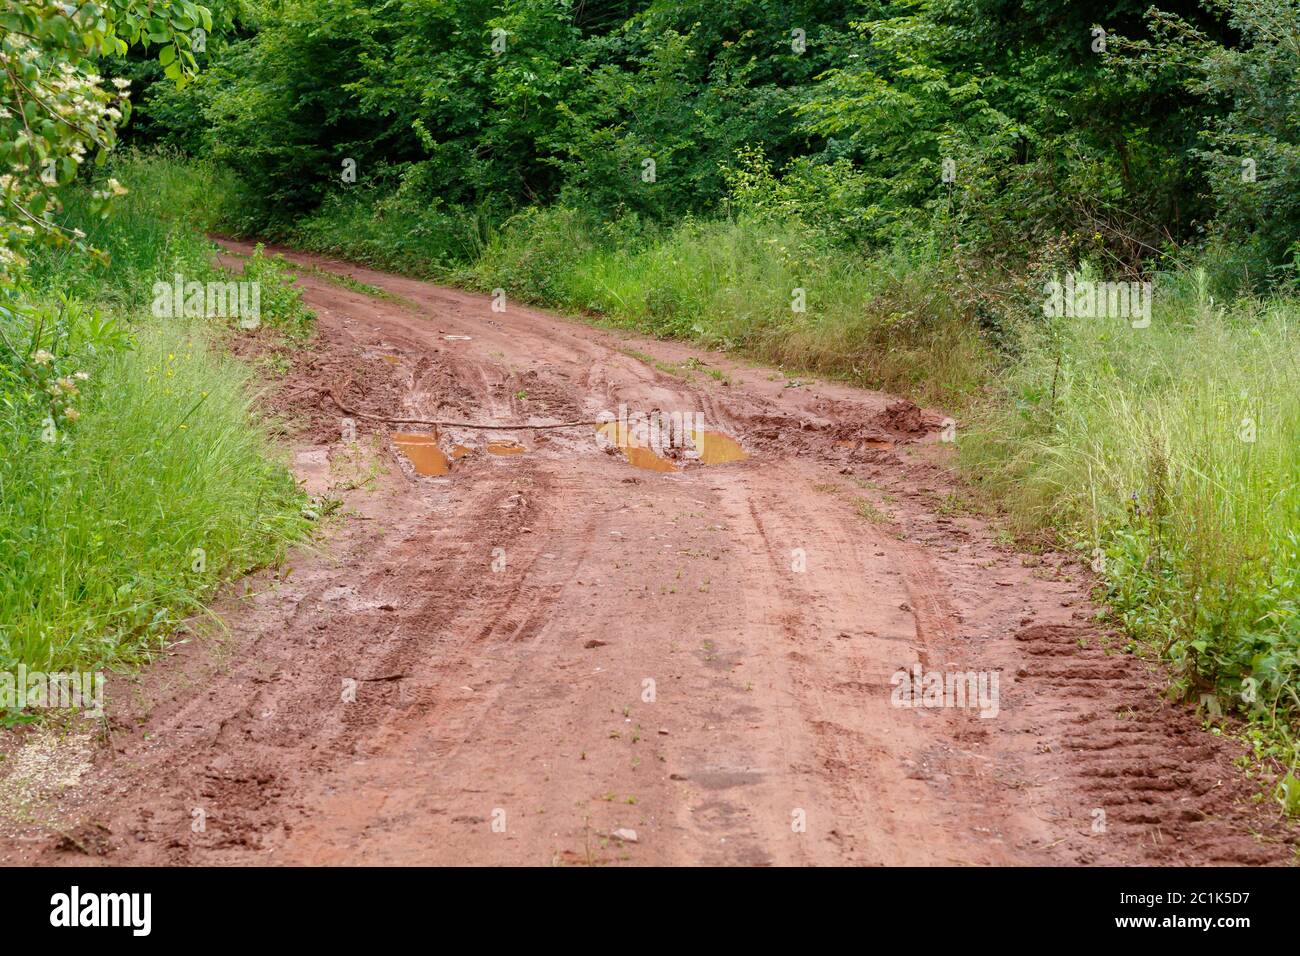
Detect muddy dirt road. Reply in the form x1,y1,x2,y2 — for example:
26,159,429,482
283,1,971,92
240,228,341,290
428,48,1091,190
2,242,1294,866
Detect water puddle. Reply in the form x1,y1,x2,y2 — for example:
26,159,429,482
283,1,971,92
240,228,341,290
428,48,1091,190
450,444,474,460
697,431,748,464
624,445,680,472
595,422,678,472
392,432,450,476
486,439,526,456
594,423,747,473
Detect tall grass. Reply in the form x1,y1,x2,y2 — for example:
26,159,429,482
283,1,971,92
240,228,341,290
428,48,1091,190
0,151,312,687
0,317,308,673
288,186,491,277
961,269,1300,752
28,150,238,312
457,207,991,407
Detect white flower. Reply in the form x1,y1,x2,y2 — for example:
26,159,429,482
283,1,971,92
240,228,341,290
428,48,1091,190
32,349,54,365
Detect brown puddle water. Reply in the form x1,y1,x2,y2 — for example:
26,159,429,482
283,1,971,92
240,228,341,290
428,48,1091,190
697,431,748,464
392,432,451,476
594,423,747,472
486,439,526,456
595,422,678,472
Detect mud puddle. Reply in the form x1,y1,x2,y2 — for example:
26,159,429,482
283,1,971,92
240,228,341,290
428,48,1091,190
595,423,748,472
392,432,451,476
697,431,748,464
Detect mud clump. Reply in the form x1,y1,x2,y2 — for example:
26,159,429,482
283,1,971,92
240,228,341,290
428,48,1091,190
877,399,927,435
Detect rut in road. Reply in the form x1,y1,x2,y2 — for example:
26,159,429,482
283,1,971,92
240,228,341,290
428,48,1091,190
1,241,1293,866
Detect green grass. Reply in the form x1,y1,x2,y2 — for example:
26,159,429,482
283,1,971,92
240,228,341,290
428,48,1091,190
28,149,236,313
0,318,310,674
960,267,1300,759
455,206,990,408
0,151,314,694
300,263,412,308
287,186,490,277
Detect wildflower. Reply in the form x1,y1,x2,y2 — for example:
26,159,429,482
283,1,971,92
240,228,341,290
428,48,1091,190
62,407,79,421
32,349,54,364
73,371,90,381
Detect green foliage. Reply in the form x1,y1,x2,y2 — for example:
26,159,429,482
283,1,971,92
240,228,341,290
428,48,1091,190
0,0,212,277
457,204,990,407
289,179,491,276
238,243,315,336
1123,0,1300,282
0,317,309,674
28,149,232,311
1,149,311,684
960,269,1300,744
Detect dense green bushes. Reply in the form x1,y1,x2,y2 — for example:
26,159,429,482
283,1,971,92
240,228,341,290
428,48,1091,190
124,0,1297,282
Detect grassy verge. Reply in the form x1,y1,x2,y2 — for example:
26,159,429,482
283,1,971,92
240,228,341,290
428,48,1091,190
458,208,993,408
0,151,314,700
0,314,310,675
961,272,1300,779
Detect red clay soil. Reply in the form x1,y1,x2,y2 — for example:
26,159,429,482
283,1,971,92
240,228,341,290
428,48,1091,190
1,240,1294,866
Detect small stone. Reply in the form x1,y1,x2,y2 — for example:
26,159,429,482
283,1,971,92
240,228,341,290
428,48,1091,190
611,828,638,843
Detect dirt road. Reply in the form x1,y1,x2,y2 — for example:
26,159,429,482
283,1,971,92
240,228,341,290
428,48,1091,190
1,241,1293,866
